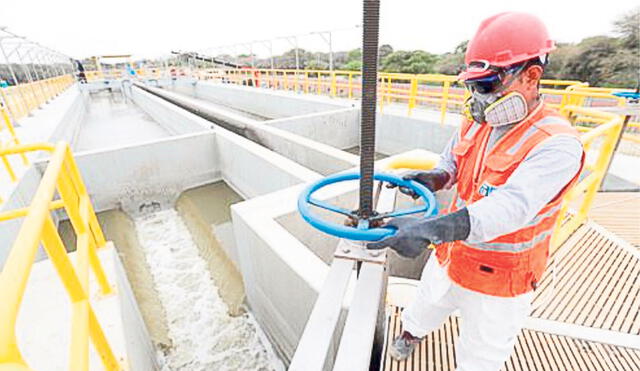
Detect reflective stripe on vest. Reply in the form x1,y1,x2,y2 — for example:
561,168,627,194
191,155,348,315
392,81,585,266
436,104,584,297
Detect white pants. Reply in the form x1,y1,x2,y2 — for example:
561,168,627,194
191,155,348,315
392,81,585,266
402,257,533,371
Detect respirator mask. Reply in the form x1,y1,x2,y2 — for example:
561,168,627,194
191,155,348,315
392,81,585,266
463,61,530,127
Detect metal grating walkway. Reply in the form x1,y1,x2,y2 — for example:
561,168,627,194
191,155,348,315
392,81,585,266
531,223,640,334
382,307,640,371
586,192,640,247
382,222,640,370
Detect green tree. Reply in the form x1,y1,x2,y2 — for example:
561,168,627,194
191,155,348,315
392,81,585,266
433,40,468,75
454,40,469,55
378,44,394,60
347,48,362,62
562,36,619,86
343,60,362,71
544,43,579,80
381,50,438,74
433,53,465,75
613,6,640,49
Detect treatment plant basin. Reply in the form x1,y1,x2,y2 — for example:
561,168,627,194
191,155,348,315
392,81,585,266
2,78,639,371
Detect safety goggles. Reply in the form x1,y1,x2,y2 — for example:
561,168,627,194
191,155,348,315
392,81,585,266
463,63,526,94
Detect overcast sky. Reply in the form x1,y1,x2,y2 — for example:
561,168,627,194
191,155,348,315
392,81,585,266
2,0,637,59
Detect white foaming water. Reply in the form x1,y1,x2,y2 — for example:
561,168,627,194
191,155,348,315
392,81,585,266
134,209,283,371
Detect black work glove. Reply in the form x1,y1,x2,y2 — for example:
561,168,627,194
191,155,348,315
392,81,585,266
367,208,471,259
387,169,451,199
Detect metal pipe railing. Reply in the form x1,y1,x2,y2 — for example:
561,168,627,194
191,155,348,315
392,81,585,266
0,27,74,122
550,106,624,250
0,142,120,371
192,67,638,142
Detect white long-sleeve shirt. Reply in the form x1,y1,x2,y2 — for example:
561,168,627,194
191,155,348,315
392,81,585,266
437,122,583,244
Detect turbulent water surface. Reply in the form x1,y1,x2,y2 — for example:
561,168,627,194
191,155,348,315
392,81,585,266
135,209,281,370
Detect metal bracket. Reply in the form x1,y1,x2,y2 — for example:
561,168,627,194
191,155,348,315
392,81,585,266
334,239,387,265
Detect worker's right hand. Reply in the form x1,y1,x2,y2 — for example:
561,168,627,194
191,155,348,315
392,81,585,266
387,169,451,198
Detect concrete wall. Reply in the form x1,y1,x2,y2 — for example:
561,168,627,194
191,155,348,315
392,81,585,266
112,245,160,371
191,81,351,118
130,85,210,135
230,178,371,366
54,132,220,214
176,81,458,157
139,86,358,175
265,108,360,150
215,128,320,199
231,190,340,362
176,185,246,315
0,167,45,267
376,112,458,155
49,89,87,150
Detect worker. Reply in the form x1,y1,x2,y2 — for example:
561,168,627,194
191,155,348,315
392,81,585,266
75,59,87,84
369,12,584,370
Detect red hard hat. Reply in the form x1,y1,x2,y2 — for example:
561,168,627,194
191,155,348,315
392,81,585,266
459,12,555,81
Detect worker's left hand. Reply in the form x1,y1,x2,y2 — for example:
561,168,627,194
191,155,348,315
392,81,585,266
367,208,472,259
367,217,431,258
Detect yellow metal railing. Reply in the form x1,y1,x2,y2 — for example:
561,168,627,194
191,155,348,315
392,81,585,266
83,68,170,82
374,106,624,252
202,68,639,142
0,100,29,197
550,106,624,250
77,66,640,143
0,142,121,371
0,75,74,122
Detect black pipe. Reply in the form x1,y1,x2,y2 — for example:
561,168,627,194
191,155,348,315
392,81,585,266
132,82,265,144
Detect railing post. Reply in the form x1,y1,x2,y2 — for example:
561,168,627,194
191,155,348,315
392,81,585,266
331,71,337,97
440,80,451,125
270,69,275,89
23,48,49,105
408,77,417,116
0,41,31,117
378,76,385,113
348,72,353,99
0,87,17,126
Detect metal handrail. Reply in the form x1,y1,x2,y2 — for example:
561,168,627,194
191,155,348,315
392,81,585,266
550,106,624,250
0,75,74,122
0,99,29,194
198,68,639,141
0,142,121,371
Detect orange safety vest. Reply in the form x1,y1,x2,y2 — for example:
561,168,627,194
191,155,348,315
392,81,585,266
435,103,584,297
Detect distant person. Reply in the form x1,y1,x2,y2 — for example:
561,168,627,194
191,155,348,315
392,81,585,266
126,64,137,77
75,60,87,83
370,12,585,370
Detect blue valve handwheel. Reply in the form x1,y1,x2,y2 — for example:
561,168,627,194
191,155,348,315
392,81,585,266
297,171,437,241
